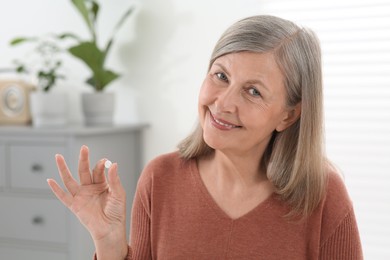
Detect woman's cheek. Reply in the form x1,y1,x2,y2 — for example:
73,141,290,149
198,80,215,106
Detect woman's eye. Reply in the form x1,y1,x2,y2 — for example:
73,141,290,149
248,87,261,97
216,72,228,82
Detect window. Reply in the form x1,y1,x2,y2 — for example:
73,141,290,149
261,0,390,258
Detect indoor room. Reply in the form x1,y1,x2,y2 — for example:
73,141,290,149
0,0,389,259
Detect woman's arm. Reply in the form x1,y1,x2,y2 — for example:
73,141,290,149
319,209,363,260
128,186,152,259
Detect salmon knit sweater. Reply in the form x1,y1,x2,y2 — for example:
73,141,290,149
97,152,363,259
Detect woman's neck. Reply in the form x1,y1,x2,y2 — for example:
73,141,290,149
198,150,275,219
203,150,268,187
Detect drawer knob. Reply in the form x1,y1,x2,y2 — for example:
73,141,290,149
32,216,45,225
31,163,44,173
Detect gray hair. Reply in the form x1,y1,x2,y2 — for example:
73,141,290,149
178,15,326,217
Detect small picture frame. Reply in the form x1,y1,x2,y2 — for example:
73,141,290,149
0,80,34,125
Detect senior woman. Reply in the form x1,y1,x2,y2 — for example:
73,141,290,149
48,15,363,259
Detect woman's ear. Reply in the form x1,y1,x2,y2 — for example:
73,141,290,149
276,103,301,132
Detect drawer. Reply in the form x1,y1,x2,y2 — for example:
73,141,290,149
0,196,67,244
0,246,67,260
9,144,66,190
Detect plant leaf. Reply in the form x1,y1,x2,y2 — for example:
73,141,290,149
71,0,96,40
86,69,120,91
90,0,99,25
103,39,113,63
104,5,134,55
10,37,37,46
56,32,82,42
69,41,119,90
113,6,135,36
69,42,104,75
15,64,27,73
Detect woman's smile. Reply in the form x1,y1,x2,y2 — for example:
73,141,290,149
209,110,242,130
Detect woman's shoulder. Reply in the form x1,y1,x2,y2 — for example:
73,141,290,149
137,151,193,186
317,168,355,237
323,169,353,212
143,151,188,174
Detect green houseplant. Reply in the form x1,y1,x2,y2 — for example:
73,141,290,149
60,0,135,125
61,0,134,91
10,36,65,92
9,36,68,127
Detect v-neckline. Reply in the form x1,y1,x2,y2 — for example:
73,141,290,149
190,158,277,222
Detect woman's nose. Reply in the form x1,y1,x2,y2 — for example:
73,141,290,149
215,86,239,113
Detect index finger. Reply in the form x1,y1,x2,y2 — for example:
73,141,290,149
78,145,92,185
55,154,79,195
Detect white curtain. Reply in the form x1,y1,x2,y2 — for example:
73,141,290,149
260,1,390,259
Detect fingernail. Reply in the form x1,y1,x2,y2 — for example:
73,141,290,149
112,163,119,177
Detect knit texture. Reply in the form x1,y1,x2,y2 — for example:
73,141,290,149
95,152,363,259
319,211,362,259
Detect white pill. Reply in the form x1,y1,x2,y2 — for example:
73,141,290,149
104,160,112,169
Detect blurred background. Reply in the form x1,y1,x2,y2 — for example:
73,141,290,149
0,0,389,259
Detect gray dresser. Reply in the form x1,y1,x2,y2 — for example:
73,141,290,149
0,124,147,259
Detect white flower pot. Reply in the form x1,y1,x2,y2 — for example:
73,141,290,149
29,92,67,127
81,92,115,126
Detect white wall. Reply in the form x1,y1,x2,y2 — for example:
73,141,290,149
0,0,267,164
127,0,273,163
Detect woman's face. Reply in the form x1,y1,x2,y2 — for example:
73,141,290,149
198,51,295,157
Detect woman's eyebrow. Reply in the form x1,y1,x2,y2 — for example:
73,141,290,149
247,79,271,94
212,62,231,76
213,62,271,93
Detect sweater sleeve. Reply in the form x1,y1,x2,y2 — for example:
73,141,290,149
319,209,363,260
128,185,152,259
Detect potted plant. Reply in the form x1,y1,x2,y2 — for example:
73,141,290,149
10,36,67,127
59,0,135,126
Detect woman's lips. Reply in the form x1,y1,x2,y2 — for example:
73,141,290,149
209,111,241,130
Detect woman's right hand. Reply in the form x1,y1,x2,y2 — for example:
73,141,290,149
47,145,128,259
